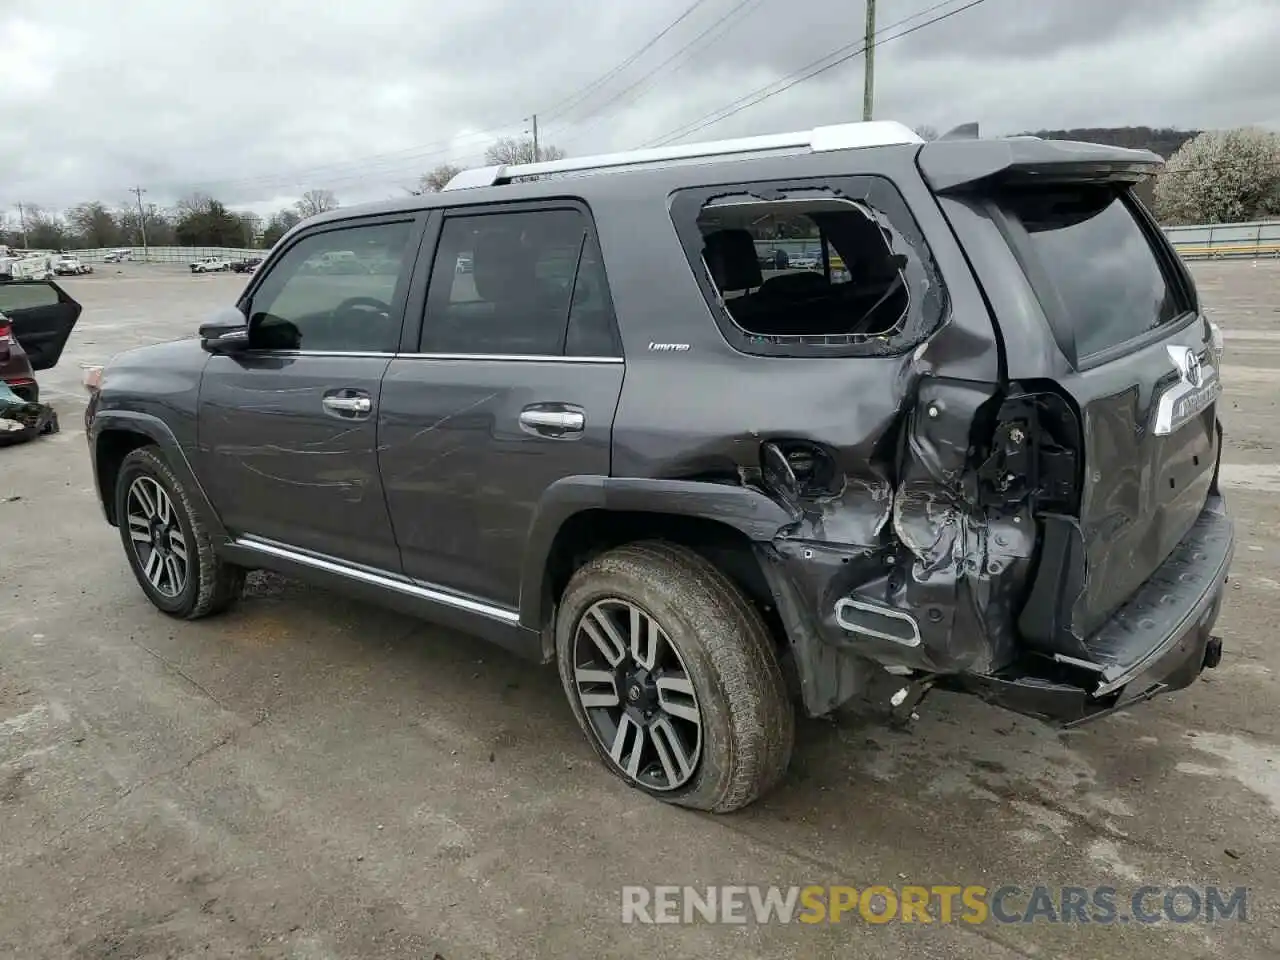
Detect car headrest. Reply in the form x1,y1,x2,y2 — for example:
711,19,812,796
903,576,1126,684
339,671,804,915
472,228,535,303
702,229,762,292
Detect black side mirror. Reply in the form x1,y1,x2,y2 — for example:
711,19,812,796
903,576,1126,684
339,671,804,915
199,306,249,354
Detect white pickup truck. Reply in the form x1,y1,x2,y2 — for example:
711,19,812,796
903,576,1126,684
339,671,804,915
53,255,92,276
189,257,232,274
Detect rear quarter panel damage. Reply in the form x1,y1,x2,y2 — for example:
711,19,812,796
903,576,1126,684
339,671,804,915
601,158,1023,716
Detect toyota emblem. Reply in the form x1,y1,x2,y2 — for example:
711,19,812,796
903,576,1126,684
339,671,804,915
1184,352,1203,388
1167,345,1205,388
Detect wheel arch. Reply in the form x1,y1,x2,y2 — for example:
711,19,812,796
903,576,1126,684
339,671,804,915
519,476,796,655
91,412,226,541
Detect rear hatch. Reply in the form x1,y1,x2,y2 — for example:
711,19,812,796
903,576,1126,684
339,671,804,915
920,138,1222,675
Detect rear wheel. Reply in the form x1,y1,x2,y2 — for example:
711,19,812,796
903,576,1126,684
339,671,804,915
115,447,244,619
556,541,794,813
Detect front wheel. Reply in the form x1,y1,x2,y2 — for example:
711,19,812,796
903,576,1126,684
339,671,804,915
114,447,244,619
556,541,794,813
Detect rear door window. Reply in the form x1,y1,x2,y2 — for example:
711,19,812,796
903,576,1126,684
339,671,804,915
999,186,1193,361
419,207,620,357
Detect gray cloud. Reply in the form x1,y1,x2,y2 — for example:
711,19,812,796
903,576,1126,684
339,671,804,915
2,0,1277,216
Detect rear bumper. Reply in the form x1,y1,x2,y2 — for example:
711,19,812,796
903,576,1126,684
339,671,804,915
956,495,1233,726
1086,494,1233,697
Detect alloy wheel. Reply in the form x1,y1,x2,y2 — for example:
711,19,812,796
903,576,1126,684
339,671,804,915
571,598,702,791
125,476,189,598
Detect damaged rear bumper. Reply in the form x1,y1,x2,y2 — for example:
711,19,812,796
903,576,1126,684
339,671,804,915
760,493,1233,726
951,494,1233,726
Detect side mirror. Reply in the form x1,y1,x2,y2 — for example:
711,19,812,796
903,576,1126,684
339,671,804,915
199,306,249,354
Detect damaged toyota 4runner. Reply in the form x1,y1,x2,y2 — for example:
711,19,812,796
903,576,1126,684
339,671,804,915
84,121,1232,812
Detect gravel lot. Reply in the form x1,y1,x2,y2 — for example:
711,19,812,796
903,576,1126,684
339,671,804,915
3,260,1279,959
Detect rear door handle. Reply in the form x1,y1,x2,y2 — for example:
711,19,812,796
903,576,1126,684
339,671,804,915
322,393,372,416
519,406,585,437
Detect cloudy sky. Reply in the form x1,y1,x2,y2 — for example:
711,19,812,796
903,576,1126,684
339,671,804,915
2,0,1278,218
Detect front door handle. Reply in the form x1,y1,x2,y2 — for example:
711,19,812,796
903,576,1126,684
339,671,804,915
519,406,585,437
322,394,372,415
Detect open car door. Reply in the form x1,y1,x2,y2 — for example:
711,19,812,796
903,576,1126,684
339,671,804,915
0,279,83,370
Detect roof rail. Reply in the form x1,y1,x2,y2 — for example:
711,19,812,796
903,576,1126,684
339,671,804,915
441,120,924,191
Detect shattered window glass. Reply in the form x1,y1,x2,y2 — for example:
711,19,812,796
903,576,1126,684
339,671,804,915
695,196,910,343
670,177,945,357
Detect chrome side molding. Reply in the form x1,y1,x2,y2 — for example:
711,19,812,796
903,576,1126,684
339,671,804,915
231,535,520,624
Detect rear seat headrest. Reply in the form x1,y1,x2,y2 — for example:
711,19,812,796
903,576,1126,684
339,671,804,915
702,229,762,292
472,228,535,303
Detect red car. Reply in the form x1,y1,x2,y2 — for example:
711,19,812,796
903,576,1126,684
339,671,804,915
0,279,83,403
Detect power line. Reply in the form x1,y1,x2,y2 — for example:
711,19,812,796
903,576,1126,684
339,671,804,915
539,0,712,124
645,0,962,147
148,122,528,195
162,0,715,196
553,0,764,144
646,0,983,148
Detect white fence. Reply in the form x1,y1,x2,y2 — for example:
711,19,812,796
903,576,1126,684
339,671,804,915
70,246,265,264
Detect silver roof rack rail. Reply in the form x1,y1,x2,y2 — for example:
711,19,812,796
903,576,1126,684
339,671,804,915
442,120,924,191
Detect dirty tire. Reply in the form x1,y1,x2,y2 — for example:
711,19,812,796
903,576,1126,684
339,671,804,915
115,446,244,620
556,541,794,813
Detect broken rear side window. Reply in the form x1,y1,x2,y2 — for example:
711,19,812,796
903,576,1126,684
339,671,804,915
669,177,946,358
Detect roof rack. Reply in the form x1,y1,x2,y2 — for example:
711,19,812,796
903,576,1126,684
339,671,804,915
442,120,924,191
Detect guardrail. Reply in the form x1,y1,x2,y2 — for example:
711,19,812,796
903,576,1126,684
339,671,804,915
1164,221,1280,260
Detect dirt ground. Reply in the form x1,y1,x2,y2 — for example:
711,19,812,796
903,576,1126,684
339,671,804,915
2,259,1279,959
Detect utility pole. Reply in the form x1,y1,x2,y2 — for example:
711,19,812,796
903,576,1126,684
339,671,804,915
16,202,29,249
531,113,540,162
131,185,148,260
862,0,876,122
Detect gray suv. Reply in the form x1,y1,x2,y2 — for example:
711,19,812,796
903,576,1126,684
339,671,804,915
85,121,1233,812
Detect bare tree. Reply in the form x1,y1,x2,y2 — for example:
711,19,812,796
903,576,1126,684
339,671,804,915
484,137,566,166
261,208,303,247
913,125,939,142
295,189,340,218
176,193,216,220
117,204,175,246
22,205,69,249
414,163,463,194
67,201,122,248
1154,128,1280,224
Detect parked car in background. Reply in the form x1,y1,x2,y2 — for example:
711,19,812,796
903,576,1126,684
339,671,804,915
53,255,93,276
232,257,264,274
104,249,133,263
190,257,233,274
0,279,83,403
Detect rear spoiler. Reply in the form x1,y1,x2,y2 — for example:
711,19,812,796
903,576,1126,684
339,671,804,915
917,138,1164,194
